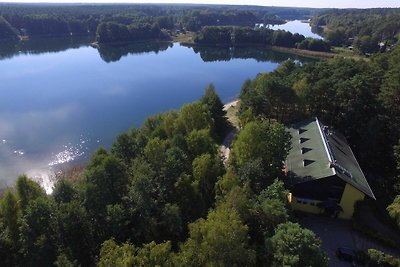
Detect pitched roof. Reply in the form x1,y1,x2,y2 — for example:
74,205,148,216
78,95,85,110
286,117,375,199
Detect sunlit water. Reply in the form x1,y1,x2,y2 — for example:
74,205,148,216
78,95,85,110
269,20,323,39
0,37,315,193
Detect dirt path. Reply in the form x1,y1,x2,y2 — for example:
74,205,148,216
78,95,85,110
220,100,239,164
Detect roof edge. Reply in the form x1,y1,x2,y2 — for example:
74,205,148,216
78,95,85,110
345,143,376,200
315,117,336,175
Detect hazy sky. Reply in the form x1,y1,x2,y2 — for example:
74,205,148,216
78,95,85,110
0,0,399,8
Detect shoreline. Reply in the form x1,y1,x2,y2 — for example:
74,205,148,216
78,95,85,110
223,99,239,111
180,41,336,59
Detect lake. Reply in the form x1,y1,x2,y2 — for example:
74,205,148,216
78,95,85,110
269,20,323,39
0,37,314,192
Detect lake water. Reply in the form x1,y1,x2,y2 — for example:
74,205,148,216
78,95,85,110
0,37,314,192
269,20,323,39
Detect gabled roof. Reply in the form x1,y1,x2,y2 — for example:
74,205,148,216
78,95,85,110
286,117,375,199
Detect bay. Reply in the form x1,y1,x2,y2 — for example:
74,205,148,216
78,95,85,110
0,37,314,191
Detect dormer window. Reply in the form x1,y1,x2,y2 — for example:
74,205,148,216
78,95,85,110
299,137,309,144
298,128,306,134
303,159,314,166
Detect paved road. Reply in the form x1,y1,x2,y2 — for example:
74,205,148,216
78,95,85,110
300,214,399,266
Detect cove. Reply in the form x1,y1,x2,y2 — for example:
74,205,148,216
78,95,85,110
0,37,315,191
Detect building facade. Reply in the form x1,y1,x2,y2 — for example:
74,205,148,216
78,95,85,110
285,118,375,219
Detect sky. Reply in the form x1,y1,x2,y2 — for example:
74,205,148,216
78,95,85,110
0,0,399,9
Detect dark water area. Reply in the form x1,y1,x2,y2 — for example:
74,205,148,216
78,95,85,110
0,36,315,191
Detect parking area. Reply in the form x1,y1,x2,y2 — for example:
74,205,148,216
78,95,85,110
299,214,399,266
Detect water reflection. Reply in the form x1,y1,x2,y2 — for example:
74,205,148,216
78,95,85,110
97,42,173,63
0,39,317,193
0,36,93,60
311,25,325,38
191,45,316,63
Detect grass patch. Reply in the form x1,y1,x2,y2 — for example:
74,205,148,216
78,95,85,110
225,102,240,128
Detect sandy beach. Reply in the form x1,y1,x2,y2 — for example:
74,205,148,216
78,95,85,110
223,99,239,111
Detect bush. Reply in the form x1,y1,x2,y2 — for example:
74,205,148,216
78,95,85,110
366,249,400,267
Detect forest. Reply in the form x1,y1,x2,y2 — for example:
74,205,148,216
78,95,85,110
0,4,317,39
239,43,400,258
0,40,399,267
239,43,400,195
311,8,400,54
194,26,331,52
1,4,400,266
0,85,329,266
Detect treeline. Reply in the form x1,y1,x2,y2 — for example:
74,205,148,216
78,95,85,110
95,22,169,44
0,36,169,62
0,4,317,39
0,36,91,60
194,26,331,52
311,8,400,54
191,45,315,63
0,16,18,40
0,85,328,266
239,43,400,204
97,42,172,63
239,43,400,254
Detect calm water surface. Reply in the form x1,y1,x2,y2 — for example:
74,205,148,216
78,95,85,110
0,37,314,191
270,20,323,39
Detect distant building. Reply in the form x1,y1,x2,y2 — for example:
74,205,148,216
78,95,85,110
285,118,375,219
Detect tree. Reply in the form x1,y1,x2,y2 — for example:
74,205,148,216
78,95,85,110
394,142,400,194
19,197,58,266
270,222,328,267
215,168,241,199
55,201,95,266
143,137,168,170
192,153,224,212
239,73,300,123
354,35,379,54
185,129,215,159
0,16,18,40
111,128,144,165
178,208,256,266
387,195,400,228
232,121,291,192
134,241,175,266
258,179,289,206
98,239,136,267
175,102,214,135
122,159,183,243
98,239,175,267
83,148,129,214
253,180,290,237
16,175,45,211
272,30,295,47
0,191,20,244
52,179,77,203
325,28,346,46
201,84,231,141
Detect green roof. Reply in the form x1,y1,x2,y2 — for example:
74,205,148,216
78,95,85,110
286,118,375,199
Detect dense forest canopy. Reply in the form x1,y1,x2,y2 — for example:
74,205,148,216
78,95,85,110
0,84,329,266
0,44,399,265
0,4,318,39
311,8,400,53
1,5,400,266
239,43,400,199
194,26,331,52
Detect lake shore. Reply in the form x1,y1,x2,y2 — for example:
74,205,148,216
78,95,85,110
223,99,239,111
